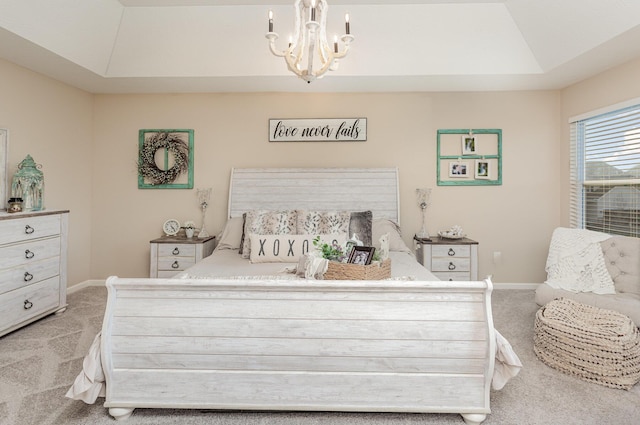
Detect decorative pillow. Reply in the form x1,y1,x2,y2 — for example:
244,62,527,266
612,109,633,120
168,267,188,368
296,210,351,235
216,217,244,250
241,210,298,258
372,218,412,253
249,233,347,263
349,210,373,246
601,235,640,295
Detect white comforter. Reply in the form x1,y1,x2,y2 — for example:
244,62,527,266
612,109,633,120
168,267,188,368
175,249,439,281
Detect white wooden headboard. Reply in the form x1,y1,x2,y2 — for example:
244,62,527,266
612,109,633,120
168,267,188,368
228,168,400,223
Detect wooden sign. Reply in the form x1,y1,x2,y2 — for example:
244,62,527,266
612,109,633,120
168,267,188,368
269,118,367,142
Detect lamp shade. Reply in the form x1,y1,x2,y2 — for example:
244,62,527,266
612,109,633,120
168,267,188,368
11,154,44,211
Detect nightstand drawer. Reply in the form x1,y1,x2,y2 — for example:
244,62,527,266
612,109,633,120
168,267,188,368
414,236,478,281
432,257,470,272
433,271,472,281
158,244,196,258
432,245,470,258
157,258,196,272
150,235,216,278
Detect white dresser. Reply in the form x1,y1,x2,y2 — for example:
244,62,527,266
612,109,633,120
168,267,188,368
150,235,216,278
0,210,69,337
415,236,479,281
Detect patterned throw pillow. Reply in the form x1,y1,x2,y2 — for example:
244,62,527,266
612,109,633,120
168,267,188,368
241,210,298,258
296,210,351,235
249,233,347,263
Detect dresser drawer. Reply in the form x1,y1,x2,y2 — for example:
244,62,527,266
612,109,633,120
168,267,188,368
0,276,61,332
432,245,470,258
431,257,470,273
0,256,60,295
158,244,196,258
0,237,61,270
0,214,61,246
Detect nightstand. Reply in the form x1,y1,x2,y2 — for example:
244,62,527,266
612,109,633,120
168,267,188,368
414,236,478,281
149,235,216,278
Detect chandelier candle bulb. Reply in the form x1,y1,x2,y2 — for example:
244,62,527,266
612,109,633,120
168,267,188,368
334,35,338,53
311,0,316,21
268,10,273,32
345,13,350,34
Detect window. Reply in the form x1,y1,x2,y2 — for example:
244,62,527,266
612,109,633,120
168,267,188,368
570,103,640,238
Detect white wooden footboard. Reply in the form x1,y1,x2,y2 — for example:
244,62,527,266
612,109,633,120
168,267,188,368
101,277,495,424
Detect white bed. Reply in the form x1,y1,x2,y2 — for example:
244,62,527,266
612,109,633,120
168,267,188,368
68,168,520,425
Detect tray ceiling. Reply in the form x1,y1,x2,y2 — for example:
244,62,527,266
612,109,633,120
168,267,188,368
0,0,639,93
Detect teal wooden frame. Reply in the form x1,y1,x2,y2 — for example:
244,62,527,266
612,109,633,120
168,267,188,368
437,129,502,186
138,129,194,189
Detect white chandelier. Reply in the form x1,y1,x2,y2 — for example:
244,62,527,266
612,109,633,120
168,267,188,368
266,0,354,83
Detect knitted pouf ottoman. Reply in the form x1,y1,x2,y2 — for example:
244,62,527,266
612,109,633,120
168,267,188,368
534,298,640,389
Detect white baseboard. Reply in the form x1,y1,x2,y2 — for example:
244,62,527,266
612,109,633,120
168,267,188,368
67,279,106,294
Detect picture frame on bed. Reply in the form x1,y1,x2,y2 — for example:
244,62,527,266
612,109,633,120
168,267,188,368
348,246,375,265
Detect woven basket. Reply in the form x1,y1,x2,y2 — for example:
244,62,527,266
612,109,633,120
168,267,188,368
534,298,640,390
323,259,391,280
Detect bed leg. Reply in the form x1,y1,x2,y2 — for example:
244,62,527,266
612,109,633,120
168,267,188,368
461,413,486,425
109,407,134,421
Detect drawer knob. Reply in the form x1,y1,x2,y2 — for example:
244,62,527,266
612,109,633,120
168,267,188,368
172,247,180,255
24,272,34,282
23,300,33,310
25,250,35,259
25,225,35,234
171,260,180,269
448,248,456,256
448,262,456,270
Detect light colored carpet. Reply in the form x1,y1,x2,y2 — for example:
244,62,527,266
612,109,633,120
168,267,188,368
1,286,639,425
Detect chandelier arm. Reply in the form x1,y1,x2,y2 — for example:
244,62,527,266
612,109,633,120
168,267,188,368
266,33,287,57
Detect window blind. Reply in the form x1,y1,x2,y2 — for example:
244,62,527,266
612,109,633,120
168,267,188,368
570,104,640,238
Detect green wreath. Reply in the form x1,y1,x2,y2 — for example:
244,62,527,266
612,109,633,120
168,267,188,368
138,132,190,185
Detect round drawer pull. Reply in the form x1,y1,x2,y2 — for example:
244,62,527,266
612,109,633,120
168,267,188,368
171,260,180,269
448,262,456,270
25,250,35,259
24,225,35,234
448,248,456,256
24,300,33,310
24,272,34,282
172,247,180,255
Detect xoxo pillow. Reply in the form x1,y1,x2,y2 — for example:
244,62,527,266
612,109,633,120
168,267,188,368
249,233,347,263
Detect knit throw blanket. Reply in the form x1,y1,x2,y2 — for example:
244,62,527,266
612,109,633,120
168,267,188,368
545,227,615,294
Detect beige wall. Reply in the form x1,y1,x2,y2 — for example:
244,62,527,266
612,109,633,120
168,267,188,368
92,91,561,283
0,59,93,286
5,56,638,286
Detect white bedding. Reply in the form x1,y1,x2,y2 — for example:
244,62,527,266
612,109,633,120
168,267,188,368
176,249,439,281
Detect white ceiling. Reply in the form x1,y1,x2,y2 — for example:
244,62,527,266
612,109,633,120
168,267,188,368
0,0,639,93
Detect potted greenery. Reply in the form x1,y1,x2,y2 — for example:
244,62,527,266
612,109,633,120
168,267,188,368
183,220,196,238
